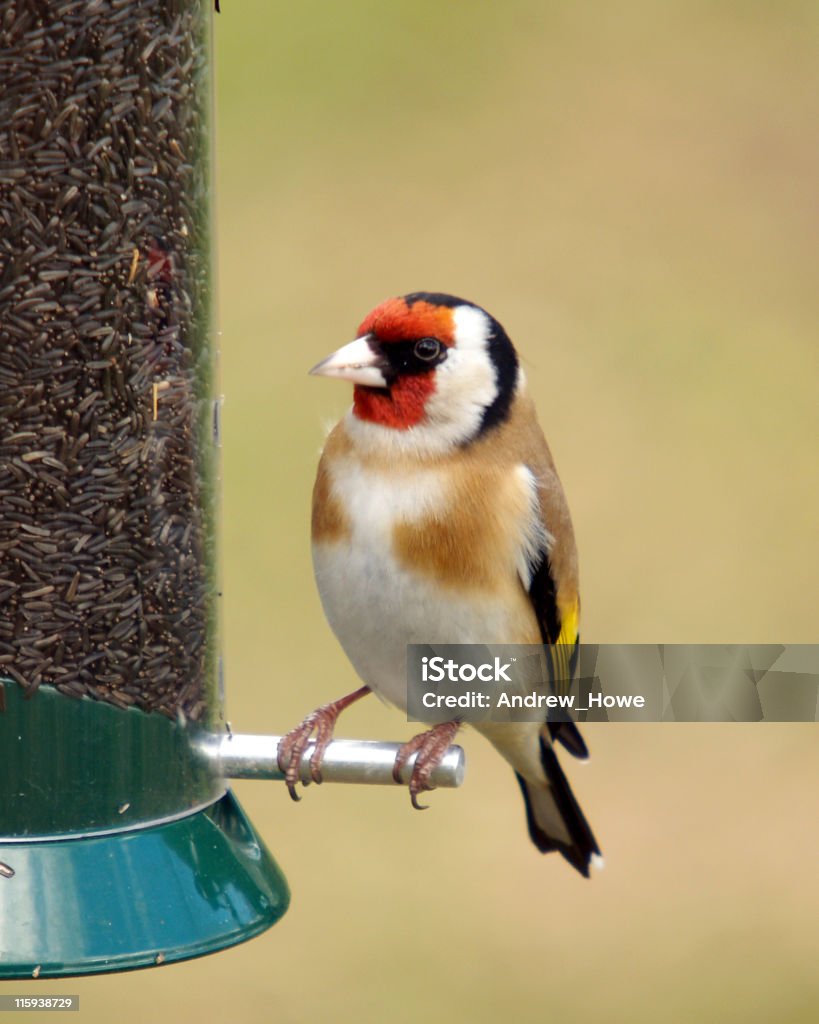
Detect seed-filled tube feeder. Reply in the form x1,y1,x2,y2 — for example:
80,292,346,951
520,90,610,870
0,1,463,979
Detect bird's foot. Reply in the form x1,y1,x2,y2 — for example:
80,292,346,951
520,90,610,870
393,721,460,810
277,686,370,800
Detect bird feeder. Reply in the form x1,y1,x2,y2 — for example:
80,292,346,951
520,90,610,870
0,0,463,978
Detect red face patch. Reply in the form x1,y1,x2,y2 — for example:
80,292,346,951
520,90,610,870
357,297,456,346
351,296,454,429
353,374,436,430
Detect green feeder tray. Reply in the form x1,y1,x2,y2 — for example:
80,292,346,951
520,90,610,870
0,681,290,978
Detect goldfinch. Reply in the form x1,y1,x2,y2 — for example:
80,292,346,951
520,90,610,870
279,292,601,877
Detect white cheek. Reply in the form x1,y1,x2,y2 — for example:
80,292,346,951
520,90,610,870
421,305,498,443
423,349,497,440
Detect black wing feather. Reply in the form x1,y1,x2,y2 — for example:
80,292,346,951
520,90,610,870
527,551,588,759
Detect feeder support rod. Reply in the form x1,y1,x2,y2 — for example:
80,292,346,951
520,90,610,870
198,733,465,789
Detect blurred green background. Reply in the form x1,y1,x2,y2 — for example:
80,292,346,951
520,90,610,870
14,1,819,1020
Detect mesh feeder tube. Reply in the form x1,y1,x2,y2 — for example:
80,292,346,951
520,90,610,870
0,1,288,977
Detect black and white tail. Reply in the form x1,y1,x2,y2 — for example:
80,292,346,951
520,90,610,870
516,734,602,878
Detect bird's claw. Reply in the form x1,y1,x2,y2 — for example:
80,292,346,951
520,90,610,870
277,687,371,800
277,710,333,799
393,721,460,811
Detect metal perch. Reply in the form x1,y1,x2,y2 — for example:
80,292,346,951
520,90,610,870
198,733,466,789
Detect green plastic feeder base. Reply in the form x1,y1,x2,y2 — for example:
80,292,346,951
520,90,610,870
0,791,290,978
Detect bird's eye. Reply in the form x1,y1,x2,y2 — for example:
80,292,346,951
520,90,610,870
414,338,441,362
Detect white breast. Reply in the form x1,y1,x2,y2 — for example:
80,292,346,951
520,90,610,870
312,460,525,711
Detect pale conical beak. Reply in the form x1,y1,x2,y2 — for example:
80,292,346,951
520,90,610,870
308,335,388,388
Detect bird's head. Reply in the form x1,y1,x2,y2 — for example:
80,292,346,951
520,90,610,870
310,292,520,455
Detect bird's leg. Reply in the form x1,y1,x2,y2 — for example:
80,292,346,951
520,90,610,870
393,720,460,810
277,686,371,800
